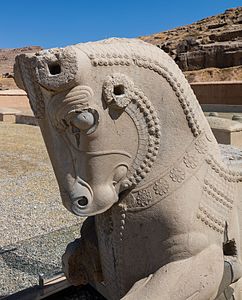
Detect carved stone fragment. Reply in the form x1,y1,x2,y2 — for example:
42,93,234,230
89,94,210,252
15,38,242,300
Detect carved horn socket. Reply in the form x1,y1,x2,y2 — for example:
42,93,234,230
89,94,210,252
34,47,78,92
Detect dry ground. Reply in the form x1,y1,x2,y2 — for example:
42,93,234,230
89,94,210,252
0,123,81,246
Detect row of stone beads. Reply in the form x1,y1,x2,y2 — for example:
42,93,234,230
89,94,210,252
197,212,224,234
133,89,160,139
200,205,225,230
133,58,201,137
89,52,131,60
208,154,238,176
88,52,201,137
204,179,234,205
203,185,233,210
119,211,126,242
130,133,210,210
89,52,133,67
125,88,161,186
199,205,225,228
197,206,224,234
124,104,149,188
116,207,127,298
87,49,201,137
206,156,242,182
92,58,133,67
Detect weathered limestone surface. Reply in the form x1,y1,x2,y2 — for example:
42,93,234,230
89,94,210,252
14,38,242,300
177,40,242,71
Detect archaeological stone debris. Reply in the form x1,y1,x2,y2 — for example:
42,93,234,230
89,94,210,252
14,38,242,299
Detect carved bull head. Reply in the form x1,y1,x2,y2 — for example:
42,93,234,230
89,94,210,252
14,38,213,217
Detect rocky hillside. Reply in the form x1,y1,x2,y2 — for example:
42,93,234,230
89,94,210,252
0,46,42,90
140,7,242,82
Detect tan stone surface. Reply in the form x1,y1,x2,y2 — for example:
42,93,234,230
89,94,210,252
15,38,242,300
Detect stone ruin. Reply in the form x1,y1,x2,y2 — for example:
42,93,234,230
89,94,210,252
14,38,242,299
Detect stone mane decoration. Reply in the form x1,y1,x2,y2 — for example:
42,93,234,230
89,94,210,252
14,38,242,300
102,73,161,187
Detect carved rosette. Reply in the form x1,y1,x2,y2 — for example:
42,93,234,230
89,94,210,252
153,179,169,196
102,73,161,188
128,133,210,210
195,138,208,154
169,168,185,183
136,190,153,207
183,152,198,169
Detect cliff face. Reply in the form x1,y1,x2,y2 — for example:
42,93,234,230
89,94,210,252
140,7,242,82
141,7,242,71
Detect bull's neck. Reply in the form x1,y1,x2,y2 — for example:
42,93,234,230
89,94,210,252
122,130,217,211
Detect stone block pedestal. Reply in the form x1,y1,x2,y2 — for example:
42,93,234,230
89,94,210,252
0,107,21,123
207,116,242,149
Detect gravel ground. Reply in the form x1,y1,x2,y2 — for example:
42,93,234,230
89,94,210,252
0,123,86,296
0,123,82,246
0,224,81,296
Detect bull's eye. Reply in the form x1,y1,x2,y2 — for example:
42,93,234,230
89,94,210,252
72,112,94,130
69,109,99,134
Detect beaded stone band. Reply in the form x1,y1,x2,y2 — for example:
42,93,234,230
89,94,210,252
102,73,161,188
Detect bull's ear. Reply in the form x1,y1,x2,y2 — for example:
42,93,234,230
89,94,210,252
13,53,45,119
14,56,25,91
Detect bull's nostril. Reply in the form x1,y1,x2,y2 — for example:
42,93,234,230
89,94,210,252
77,196,88,207
48,62,61,75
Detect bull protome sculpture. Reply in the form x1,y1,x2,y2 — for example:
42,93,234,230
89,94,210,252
14,38,242,299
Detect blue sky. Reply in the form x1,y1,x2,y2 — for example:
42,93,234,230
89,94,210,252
1,0,242,49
